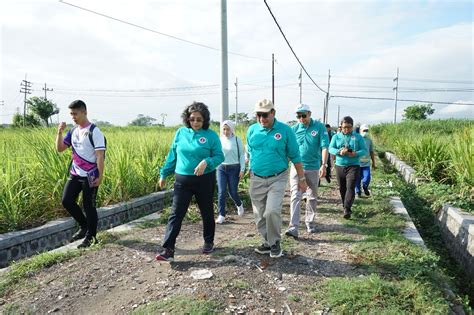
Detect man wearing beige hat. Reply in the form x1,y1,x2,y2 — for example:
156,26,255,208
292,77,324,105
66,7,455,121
246,99,306,258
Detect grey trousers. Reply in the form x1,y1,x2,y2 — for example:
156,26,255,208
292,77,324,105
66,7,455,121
249,169,288,247
289,165,320,229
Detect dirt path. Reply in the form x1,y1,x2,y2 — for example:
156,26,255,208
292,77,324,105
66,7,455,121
1,183,367,314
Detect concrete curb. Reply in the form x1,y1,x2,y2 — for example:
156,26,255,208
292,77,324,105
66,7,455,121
0,190,172,268
389,196,426,249
384,151,474,281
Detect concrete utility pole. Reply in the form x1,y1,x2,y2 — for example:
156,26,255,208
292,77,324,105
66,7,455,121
234,77,238,125
0,100,4,126
272,53,275,105
20,75,32,127
43,83,53,100
220,0,229,123
299,68,302,104
393,67,399,124
337,105,340,127
324,69,331,124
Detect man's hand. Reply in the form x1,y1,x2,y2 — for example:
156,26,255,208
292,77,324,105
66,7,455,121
340,147,348,156
194,160,207,176
298,180,307,192
58,122,66,134
319,165,326,178
239,171,244,179
91,177,102,187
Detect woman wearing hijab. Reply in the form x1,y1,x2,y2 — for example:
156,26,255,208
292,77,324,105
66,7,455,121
216,120,246,224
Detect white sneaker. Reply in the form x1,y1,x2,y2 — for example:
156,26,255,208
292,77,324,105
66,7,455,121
237,204,244,217
216,215,225,224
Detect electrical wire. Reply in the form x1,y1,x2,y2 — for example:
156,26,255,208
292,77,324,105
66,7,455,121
263,0,327,94
59,0,268,61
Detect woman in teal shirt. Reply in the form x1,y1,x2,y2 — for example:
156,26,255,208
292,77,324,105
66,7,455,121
329,116,367,219
156,102,224,262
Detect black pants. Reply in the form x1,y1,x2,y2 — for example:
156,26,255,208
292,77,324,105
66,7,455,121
61,175,98,237
335,165,360,212
162,171,216,250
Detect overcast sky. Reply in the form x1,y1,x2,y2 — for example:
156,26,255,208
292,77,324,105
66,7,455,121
1,0,473,126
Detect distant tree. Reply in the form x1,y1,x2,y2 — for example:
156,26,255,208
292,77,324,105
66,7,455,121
12,113,41,127
403,104,435,121
27,97,59,127
228,112,251,125
92,119,114,127
129,114,157,126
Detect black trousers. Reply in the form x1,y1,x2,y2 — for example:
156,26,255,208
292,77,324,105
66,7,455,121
61,175,99,237
162,171,216,250
335,165,360,212
326,156,333,180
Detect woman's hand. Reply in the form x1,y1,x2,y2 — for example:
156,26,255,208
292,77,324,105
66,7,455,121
194,160,207,176
159,178,166,189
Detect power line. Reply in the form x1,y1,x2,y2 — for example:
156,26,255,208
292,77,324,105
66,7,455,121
59,0,268,61
331,95,474,106
263,0,327,94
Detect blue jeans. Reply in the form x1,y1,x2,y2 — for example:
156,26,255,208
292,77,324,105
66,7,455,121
217,164,242,216
355,166,371,193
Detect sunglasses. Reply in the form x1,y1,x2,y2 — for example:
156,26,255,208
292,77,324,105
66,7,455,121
296,114,307,119
256,112,269,118
189,118,203,122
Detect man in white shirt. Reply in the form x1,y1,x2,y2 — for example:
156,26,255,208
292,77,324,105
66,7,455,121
56,100,106,248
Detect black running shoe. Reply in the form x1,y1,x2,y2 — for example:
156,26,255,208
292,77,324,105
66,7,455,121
202,243,214,254
363,187,370,196
254,243,271,255
77,236,97,249
270,241,283,258
156,248,175,262
343,208,352,219
70,228,87,243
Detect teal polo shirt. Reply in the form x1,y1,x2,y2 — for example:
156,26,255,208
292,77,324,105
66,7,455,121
160,127,224,179
246,118,301,176
359,135,374,168
292,118,329,170
328,131,368,167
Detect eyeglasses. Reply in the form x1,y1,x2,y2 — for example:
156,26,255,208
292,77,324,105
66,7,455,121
362,129,369,132
189,118,203,122
296,114,307,119
256,112,269,118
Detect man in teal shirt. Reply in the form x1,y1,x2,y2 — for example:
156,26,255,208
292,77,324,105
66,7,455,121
285,104,329,239
247,99,306,258
328,116,367,219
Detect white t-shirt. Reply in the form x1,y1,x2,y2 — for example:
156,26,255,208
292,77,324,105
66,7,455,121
63,124,106,177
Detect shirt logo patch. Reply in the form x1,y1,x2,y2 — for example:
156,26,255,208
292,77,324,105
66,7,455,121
198,137,207,144
351,136,356,140
274,133,282,140
311,130,318,137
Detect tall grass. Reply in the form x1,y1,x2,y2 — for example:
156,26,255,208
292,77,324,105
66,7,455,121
371,119,473,201
0,126,176,233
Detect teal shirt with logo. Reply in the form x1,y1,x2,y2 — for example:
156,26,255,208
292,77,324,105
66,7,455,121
160,127,224,179
328,131,368,166
291,118,329,170
246,118,302,176
359,135,373,168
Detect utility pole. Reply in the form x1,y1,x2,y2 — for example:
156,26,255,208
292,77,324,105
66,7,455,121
337,105,340,127
160,113,167,126
393,67,399,124
234,77,238,125
20,75,32,127
0,100,4,126
43,83,53,100
220,0,229,122
298,68,302,104
324,69,331,124
272,53,275,105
